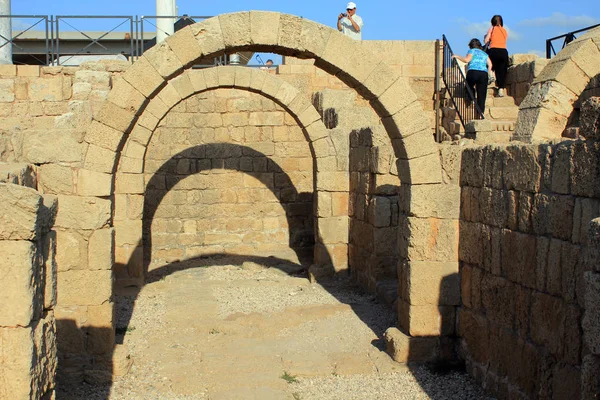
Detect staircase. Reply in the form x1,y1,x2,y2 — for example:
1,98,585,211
442,84,520,142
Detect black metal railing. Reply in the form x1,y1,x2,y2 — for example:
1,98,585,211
441,34,484,129
2,14,212,65
546,23,600,59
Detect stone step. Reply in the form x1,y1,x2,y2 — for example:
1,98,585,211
486,106,519,120
489,96,518,108
491,120,516,132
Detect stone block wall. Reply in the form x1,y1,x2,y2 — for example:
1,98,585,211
349,129,399,292
505,56,549,105
458,141,600,399
0,164,57,399
130,88,314,276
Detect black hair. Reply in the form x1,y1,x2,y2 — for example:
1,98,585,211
468,38,483,50
266,59,274,63
491,15,504,27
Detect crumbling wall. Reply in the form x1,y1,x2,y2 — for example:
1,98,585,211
0,164,57,399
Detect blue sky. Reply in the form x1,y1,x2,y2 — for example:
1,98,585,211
11,0,600,62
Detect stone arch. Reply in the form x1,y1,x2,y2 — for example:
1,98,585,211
514,28,600,142
79,12,451,341
112,66,342,281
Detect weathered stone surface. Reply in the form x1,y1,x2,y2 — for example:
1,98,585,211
580,96,600,140
404,261,460,306
21,129,85,164
191,17,225,57
0,315,57,399
77,169,112,197
383,327,440,363
398,300,455,336
165,26,202,67
583,272,600,355
401,217,459,262
317,217,348,244
0,241,40,327
531,292,565,357
88,228,114,271
143,41,183,79
54,196,111,230
0,183,42,241
0,163,36,188
582,355,600,399
519,80,577,117
57,270,112,306
368,196,391,227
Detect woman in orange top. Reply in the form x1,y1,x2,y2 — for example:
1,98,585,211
484,15,509,97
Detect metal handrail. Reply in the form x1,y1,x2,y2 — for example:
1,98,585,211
0,15,50,65
4,14,217,66
546,23,600,59
441,34,484,130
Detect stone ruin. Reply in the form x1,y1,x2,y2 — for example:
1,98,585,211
0,12,599,400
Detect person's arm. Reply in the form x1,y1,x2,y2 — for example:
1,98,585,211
487,57,493,74
337,13,344,31
347,15,361,32
452,53,473,64
484,27,493,45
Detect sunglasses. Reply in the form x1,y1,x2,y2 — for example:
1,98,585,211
346,8,354,11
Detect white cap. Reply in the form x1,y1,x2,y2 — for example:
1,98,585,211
346,2,357,9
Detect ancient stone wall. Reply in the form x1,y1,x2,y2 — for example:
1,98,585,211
0,164,57,399
458,141,600,399
140,88,314,273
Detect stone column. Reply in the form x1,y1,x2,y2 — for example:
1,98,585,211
0,0,12,65
156,0,175,44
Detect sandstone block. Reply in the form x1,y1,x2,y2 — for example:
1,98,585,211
458,308,490,365
0,315,57,399
76,169,112,197
217,66,236,87
0,163,36,188
481,275,516,330
21,129,85,164
583,272,600,355
115,220,143,247
317,216,349,244
143,41,183,79
85,144,117,174
503,145,542,192
0,183,42,240
582,355,600,399
38,164,74,195
94,100,136,133
219,12,251,48
398,300,455,336
115,173,144,194
404,261,460,306
316,171,349,192
249,11,280,47
401,217,459,262
88,228,114,271
42,230,57,309
55,230,88,272
57,270,112,306
54,195,111,230
383,327,440,363
368,196,391,227
534,58,590,95
375,79,418,118
122,56,164,98
403,183,460,219
191,17,226,58
395,153,443,185
580,96,600,140
531,291,565,357
165,26,202,67
28,77,64,101
514,106,569,142
0,241,40,327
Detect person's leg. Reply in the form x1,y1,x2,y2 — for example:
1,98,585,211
495,49,509,89
474,71,488,115
465,70,477,105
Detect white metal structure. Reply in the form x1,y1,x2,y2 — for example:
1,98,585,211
0,0,11,64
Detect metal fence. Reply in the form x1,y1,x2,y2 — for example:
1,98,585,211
441,35,484,129
2,14,212,65
546,23,600,59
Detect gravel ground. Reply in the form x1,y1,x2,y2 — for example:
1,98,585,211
57,260,494,400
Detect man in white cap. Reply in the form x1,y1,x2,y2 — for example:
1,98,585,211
337,2,363,40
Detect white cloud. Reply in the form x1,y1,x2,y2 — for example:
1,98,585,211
455,18,522,41
519,12,599,28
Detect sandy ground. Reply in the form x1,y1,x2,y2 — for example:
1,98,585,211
57,257,493,400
